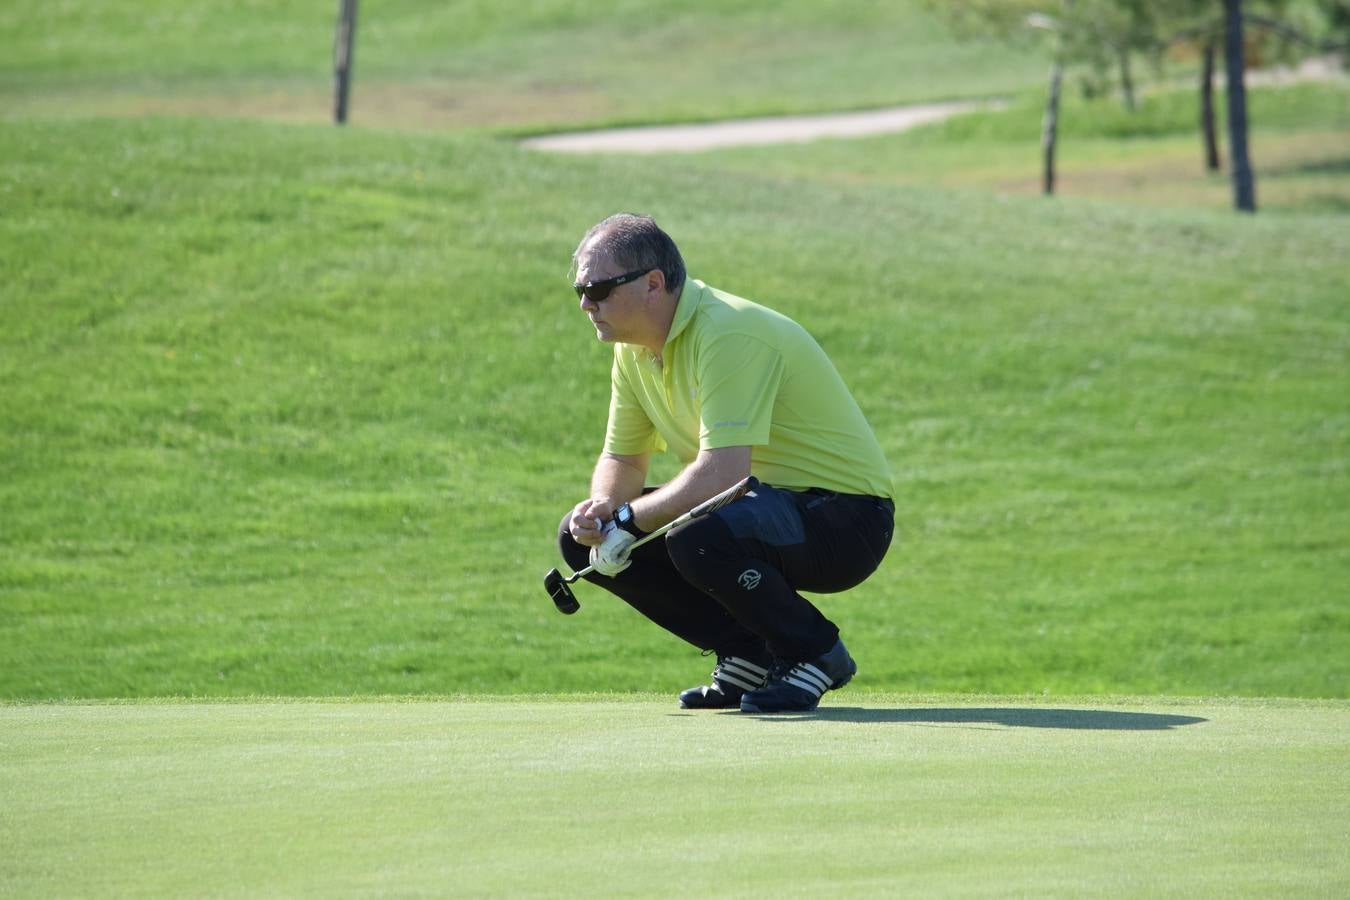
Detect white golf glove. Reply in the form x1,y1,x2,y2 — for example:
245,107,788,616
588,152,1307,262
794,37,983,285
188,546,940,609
589,521,636,577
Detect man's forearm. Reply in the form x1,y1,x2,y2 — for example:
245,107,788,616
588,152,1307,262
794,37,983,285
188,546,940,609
590,452,649,509
629,446,751,533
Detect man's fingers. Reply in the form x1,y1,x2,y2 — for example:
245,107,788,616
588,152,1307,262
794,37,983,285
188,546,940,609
571,511,603,532
570,511,605,546
585,499,614,522
569,496,621,549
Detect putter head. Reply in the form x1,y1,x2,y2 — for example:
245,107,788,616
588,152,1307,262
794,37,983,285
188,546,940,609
544,568,580,615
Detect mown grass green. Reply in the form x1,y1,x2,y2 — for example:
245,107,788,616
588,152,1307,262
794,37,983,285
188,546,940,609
2,697,1346,897
2,114,1346,700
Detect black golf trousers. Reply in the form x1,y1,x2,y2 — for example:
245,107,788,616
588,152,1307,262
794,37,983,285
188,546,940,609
557,483,895,663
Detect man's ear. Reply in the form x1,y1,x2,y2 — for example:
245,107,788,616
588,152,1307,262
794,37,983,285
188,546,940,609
645,268,666,298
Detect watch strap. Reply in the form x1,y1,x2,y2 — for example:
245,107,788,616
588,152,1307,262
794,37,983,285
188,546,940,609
615,503,648,538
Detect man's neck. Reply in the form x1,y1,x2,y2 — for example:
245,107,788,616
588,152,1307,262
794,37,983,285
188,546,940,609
637,288,680,356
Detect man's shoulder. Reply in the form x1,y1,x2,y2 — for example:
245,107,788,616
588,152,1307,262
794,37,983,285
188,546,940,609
687,280,796,338
695,280,762,315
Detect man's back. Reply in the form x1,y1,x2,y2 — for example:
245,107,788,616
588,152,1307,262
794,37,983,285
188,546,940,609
607,279,893,498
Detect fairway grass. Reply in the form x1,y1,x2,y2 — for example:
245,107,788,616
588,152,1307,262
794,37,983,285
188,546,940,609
2,115,1348,700
0,0,1047,132
2,696,1346,897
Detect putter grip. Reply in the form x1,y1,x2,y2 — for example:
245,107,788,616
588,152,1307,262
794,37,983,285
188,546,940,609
633,475,757,549
688,475,757,518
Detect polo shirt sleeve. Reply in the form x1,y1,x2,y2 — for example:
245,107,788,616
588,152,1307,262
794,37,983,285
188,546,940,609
603,356,660,456
697,333,784,449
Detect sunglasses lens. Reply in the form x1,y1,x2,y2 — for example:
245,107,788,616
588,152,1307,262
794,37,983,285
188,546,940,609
575,268,648,302
578,283,613,303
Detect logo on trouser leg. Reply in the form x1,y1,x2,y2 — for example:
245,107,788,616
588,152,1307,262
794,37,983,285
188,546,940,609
737,569,762,590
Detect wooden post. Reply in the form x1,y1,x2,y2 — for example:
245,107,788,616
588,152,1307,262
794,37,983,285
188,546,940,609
333,0,358,125
1223,0,1256,212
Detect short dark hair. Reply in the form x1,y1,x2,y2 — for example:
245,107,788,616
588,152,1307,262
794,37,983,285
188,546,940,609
573,213,686,294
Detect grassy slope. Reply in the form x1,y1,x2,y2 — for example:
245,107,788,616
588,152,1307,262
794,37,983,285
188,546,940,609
2,697,1346,897
2,116,1346,700
0,0,1049,130
671,81,1350,214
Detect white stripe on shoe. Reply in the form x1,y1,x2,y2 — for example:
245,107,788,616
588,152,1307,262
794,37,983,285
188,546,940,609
783,662,832,697
715,656,770,692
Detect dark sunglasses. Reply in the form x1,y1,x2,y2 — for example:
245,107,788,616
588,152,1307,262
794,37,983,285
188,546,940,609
572,268,652,302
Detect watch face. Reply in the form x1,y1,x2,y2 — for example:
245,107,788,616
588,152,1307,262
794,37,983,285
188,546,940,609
617,504,640,535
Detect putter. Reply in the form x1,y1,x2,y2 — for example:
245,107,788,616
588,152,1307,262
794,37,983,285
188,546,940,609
544,475,759,614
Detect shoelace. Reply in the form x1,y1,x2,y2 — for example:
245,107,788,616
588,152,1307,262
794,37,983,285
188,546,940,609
765,658,832,698
763,658,791,684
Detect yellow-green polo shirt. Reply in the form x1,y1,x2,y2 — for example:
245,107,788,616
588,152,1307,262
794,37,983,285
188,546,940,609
604,279,893,499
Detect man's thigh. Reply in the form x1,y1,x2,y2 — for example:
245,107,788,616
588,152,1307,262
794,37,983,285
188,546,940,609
711,484,892,593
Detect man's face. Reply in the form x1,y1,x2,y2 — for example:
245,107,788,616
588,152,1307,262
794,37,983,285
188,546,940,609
574,249,652,345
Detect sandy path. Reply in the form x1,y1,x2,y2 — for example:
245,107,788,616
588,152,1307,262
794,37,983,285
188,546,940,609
520,55,1345,155
520,99,998,154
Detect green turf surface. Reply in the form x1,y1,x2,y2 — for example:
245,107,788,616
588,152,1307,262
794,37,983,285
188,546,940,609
4,8,1346,898
2,114,1347,700
2,696,1346,897
0,0,1048,130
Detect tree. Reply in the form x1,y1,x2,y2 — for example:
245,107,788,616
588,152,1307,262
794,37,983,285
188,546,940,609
1224,0,1258,211
933,1,1161,109
1324,0,1350,47
1150,0,1347,209
1201,35,1223,171
1062,0,1160,110
928,1,1165,196
1134,0,1224,171
925,0,1343,211
1033,9,1069,195
333,0,359,125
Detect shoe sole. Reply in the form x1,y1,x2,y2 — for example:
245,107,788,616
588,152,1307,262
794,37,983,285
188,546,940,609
739,701,818,714
678,691,743,711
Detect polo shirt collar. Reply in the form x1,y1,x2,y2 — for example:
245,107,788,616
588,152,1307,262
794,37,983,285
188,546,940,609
663,278,703,348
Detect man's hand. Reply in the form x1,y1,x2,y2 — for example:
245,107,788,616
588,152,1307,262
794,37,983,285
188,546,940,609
589,521,636,577
568,499,614,548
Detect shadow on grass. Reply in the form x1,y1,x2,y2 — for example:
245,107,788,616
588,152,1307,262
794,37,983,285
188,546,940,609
736,707,1207,730
1273,156,1350,176
1269,194,1350,214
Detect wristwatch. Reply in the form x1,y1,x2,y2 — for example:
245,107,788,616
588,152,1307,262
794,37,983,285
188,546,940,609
614,503,648,538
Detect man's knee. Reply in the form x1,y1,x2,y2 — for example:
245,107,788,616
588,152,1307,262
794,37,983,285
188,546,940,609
665,514,739,588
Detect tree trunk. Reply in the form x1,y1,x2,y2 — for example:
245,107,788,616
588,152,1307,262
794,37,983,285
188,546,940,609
1201,40,1222,171
1223,0,1256,212
1118,48,1136,111
333,0,358,125
1042,57,1064,195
